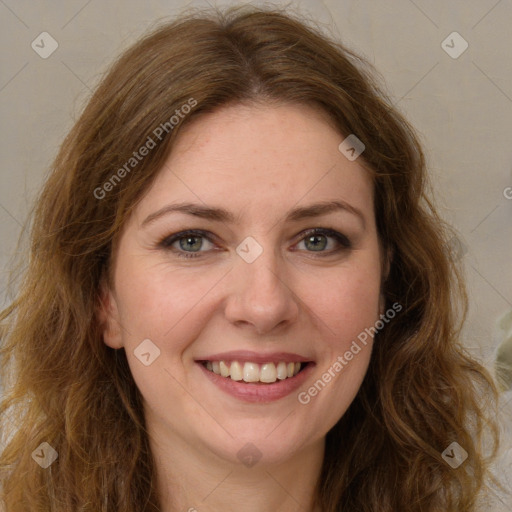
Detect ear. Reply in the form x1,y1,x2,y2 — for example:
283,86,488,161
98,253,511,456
379,244,394,316
97,277,124,349
382,244,393,283
379,293,386,317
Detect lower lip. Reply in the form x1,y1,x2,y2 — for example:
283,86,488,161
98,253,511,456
196,362,315,403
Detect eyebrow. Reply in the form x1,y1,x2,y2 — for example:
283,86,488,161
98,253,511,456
141,200,366,229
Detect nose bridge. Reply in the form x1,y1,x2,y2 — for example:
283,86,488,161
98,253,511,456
225,235,299,333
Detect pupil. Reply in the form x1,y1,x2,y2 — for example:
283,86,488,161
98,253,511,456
181,236,201,252
307,235,326,251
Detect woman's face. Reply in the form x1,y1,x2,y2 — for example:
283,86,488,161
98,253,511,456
102,102,386,466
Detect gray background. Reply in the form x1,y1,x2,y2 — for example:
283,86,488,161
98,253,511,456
0,0,511,507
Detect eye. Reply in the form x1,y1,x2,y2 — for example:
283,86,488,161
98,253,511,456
158,228,351,260
294,228,351,255
159,229,217,259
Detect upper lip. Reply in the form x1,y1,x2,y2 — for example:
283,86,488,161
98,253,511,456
195,350,313,364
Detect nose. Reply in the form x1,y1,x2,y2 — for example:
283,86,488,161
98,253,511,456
223,244,300,335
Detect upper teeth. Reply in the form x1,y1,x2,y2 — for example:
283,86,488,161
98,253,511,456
205,361,302,383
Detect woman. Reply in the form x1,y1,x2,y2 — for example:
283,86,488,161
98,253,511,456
0,5,501,511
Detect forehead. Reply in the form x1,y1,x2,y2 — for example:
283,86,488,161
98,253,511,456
135,102,374,226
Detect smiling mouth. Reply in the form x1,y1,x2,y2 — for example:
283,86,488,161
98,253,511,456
200,360,309,384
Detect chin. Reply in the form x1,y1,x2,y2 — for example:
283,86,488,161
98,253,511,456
195,416,321,469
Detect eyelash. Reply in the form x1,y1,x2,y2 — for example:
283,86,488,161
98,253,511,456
158,228,352,260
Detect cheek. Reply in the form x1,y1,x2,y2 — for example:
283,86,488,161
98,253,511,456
112,259,219,407
113,254,226,351
304,261,382,349
294,264,381,426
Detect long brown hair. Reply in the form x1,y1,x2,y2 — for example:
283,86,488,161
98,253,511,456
0,5,500,511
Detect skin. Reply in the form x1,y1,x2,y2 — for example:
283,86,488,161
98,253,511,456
100,102,387,512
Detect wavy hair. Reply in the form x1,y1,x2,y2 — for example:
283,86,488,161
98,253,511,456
0,5,500,511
